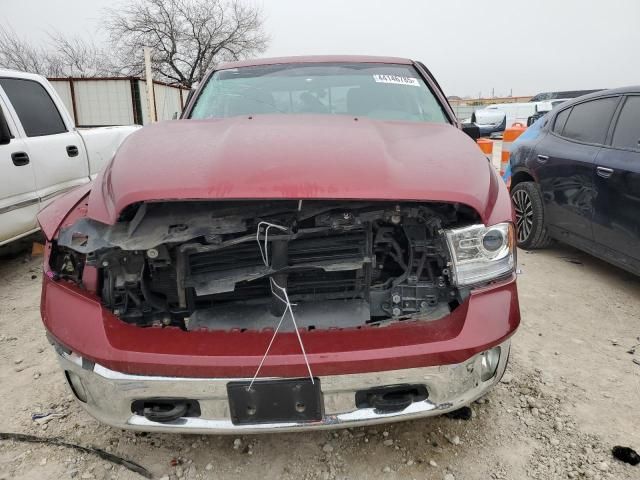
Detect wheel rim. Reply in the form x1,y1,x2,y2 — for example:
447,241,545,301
512,189,534,243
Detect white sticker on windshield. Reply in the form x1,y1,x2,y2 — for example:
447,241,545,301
373,74,420,86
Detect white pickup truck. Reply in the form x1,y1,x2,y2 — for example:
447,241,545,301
0,69,139,246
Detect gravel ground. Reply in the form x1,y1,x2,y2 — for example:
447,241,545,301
0,240,639,480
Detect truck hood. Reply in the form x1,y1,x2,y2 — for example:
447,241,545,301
87,115,506,225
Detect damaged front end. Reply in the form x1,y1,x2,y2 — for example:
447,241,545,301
50,200,507,332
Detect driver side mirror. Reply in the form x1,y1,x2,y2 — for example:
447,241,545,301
0,106,11,145
461,123,480,141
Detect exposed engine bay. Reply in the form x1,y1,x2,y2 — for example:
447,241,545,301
51,201,480,331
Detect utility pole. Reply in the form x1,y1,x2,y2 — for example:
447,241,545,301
144,47,157,123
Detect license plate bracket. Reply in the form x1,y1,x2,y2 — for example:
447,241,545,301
227,378,322,425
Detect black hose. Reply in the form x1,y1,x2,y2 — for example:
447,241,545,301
127,290,143,308
387,238,407,269
392,227,414,287
415,252,427,281
140,263,169,312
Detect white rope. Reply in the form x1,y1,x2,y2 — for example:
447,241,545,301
255,221,286,266
249,221,314,389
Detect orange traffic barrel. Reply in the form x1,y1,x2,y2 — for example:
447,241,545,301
477,138,493,161
500,122,527,176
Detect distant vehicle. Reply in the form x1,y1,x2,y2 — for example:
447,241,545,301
0,70,139,246
526,99,571,126
473,101,563,136
471,106,506,136
468,91,605,138
506,87,640,276
529,89,604,102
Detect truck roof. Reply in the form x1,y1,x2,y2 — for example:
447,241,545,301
0,68,47,82
217,55,414,70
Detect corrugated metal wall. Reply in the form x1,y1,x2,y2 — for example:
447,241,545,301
49,78,189,127
75,80,134,126
50,81,75,123
152,82,184,121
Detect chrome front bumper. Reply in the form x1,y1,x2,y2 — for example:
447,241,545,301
57,340,510,434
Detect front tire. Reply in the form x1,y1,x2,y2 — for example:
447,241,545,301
510,181,553,249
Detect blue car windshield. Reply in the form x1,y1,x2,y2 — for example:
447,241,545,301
189,62,449,124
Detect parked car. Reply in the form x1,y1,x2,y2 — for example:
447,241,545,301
473,101,570,136
38,56,519,433
0,69,139,246
506,87,640,275
471,107,506,137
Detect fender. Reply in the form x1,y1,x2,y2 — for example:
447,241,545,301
37,183,92,240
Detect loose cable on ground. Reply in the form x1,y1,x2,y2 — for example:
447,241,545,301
0,432,152,478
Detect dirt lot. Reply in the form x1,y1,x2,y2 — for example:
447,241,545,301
0,241,639,480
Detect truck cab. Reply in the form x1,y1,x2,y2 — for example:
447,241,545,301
0,69,138,246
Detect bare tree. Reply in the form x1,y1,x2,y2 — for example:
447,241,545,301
106,0,269,87
0,25,52,75
0,0,268,83
0,24,117,77
48,32,119,77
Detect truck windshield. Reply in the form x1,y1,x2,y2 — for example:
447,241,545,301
189,62,449,124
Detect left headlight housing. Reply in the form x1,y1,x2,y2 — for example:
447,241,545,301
444,222,516,286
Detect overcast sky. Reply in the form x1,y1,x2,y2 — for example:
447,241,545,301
3,0,640,97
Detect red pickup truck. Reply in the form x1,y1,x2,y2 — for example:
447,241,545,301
38,56,519,433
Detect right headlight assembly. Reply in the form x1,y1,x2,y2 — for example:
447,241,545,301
444,222,516,287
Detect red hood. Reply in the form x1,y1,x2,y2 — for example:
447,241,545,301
88,115,510,225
